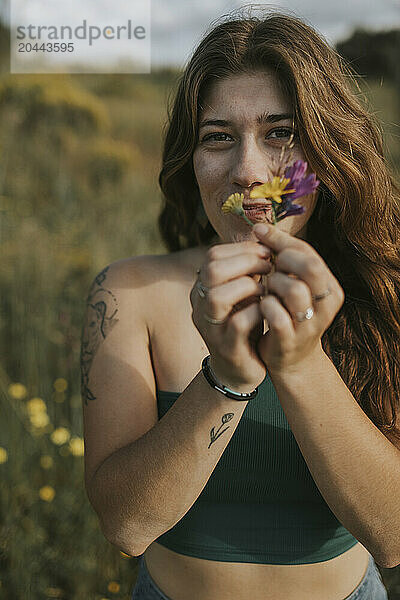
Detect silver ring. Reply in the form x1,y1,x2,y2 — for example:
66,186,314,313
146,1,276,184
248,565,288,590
196,279,209,299
204,313,227,325
293,307,314,322
312,288,331,301
195,269,210,298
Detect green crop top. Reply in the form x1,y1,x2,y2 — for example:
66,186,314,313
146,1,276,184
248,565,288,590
154,371,359,564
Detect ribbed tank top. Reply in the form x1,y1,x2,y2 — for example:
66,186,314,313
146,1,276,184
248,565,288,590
154,371,358,564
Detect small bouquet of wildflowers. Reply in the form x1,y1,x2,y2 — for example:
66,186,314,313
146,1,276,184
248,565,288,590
222,159,319,226
221,157,319,269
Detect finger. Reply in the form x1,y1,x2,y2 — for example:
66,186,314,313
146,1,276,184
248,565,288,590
252,223,311,255
273,248,342,310
265,272,318,332
225,298,264,345
206,241,271,262
202,252,272,288
258,294,295,346
205,276,265,321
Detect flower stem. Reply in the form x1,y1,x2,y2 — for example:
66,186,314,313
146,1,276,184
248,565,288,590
271,203,277,225
270,204,277,272
240,212,256,227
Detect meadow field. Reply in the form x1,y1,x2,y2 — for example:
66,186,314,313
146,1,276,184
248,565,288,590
1,61,400,598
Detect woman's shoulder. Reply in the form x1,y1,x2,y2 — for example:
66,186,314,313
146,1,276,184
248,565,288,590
103,245,208,295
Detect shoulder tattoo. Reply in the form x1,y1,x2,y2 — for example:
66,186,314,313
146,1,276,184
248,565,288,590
80,266,120,406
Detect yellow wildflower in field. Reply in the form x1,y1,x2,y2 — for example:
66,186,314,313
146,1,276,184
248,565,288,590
0,447,8,464
26,397,47,414
107,581,120,593
8,383,27,400
30,412,50,428
50,427,71,445
69,437,85,456
54,392,65,404
39,485,55,502
40,455,54,469
44,588,63,598
53,378,68,393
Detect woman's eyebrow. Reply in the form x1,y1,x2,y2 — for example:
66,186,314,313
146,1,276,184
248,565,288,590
199,113,294,129
257,112,294,125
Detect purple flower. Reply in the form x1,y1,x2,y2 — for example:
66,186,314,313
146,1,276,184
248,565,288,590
283,160,320,201
275,199,306,221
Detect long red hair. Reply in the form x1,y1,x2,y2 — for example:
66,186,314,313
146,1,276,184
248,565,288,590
158,12,400,442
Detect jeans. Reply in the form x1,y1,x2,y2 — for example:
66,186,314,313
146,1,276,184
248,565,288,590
131,553,388,600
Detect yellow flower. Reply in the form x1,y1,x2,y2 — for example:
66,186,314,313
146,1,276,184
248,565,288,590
44,588,63,598
107,581,121,593
39,485,55,502
221,192,244,215
40,455,54,469
26,397,47,414
8,383,27,400
29,412,50,428
0,447,8,464
54,392,65,404
69,437,85,457
53,378,68,393
250,177,295,204
50,427,71,445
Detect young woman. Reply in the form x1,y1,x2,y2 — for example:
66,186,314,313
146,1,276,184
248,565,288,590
81,11,400,600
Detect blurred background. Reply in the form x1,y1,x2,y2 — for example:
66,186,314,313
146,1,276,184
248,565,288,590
0,2,400,598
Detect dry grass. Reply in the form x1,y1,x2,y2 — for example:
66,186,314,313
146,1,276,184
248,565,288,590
0,70,399,599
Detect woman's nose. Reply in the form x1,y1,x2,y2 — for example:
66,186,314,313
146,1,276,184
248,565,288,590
230,138,269,189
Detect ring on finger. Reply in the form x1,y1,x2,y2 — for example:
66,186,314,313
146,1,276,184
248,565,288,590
312,287,332,301
195,269,210,299
292,307,314,322
291,287,330,322
204,313,227,325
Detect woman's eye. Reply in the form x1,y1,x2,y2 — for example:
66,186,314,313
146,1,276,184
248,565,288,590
201,132,233,142
268,128,297,140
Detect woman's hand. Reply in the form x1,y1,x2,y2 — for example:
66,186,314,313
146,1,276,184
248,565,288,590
253,223,345,375
190,241,272,393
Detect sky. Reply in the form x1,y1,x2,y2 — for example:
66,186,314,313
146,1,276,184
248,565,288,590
150,0,400,67
2,0,400,69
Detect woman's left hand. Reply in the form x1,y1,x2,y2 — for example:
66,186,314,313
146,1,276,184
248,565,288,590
253,223,345,375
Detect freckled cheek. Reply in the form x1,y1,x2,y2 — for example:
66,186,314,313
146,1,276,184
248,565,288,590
193,153,226,192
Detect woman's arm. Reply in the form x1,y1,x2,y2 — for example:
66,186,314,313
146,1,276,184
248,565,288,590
88,369,250,556
268,347,400,568
252,222,400,568
83,244,269,556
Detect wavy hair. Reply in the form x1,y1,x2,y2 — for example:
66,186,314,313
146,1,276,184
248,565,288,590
158,11,400,442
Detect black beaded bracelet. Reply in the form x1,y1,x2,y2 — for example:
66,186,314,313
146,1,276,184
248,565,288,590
201,355,258,401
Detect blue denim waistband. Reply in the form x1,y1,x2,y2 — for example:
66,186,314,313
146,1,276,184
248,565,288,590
131,552,388,600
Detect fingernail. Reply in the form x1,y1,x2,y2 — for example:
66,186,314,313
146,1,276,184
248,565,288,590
253,223,270,235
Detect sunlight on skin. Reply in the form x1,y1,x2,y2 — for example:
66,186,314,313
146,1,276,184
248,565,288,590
192,71,319,246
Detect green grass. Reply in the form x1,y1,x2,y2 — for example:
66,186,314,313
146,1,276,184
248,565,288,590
0,70,399,598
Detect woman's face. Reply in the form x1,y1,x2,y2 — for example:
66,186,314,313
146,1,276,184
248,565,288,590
192,70,318,244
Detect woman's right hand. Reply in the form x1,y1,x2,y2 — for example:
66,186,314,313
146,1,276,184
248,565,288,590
190,241,272,394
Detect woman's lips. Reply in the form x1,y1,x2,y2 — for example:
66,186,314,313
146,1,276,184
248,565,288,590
243,204,272,223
